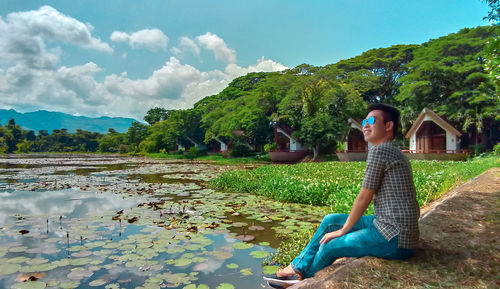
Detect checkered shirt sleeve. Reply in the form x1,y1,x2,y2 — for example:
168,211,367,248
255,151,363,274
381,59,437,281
362,142,420,249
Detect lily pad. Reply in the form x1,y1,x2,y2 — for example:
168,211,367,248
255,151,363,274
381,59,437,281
69,257,92,266
226,263,239,269
248,225,265,231
67,268,94,280
232,242,254,250
46,280,59,287
9,246,28,253
215,283,234,289
7,256,29,264
212,250,233,260
258,242,270,246
52,259,70,267
183,285,209,289
59,281,80,289
174,258,192,267
262,265,280,275
235,235,255,242
11,281,46,289
230,222,247,228
249,250,269,259
71,250,92,258
191,257,207,263
0,263,21,275
240,268,253,276
89,279,107,286
26,258,49,266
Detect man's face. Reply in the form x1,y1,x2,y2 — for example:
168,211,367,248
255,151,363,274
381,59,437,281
362,110,391,145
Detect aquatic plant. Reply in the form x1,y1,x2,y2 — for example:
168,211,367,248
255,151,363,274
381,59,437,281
211,157,500,211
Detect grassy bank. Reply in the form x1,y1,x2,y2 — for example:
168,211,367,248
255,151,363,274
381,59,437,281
210,156,499,267
211,156,500,212
146,152,271,165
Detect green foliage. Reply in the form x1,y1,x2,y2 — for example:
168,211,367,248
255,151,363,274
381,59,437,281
263,228,316,267
264,143,277,152
0,137,7,154
482,0,500,24
229,141,251,157
218,157,500,267
277,78,362,159
396,26,499,136
494,142,500,155
3,27,500,155
211,157,500,210
141,109,204,154
16,140,31,153
126,122,149,152
98,129,123,153
186,146,199,159
144,107,169,125
118,144,129,154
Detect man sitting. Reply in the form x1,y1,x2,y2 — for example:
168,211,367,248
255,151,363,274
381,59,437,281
264,103,419,287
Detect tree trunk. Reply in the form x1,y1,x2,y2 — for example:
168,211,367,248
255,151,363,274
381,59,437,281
312,144,320,162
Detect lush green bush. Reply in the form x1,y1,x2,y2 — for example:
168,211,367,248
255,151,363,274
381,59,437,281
264,143,277,152
211,157,500,213
494,143,500,156
186,146,199,159
242,156,500,267
229,141,252,157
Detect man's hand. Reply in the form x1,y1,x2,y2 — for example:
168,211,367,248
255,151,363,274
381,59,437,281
319,229,346,245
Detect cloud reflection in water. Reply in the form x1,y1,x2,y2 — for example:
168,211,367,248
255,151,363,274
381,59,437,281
0,189,144,225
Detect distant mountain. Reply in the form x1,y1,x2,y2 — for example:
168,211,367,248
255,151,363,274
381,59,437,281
0,109,138,134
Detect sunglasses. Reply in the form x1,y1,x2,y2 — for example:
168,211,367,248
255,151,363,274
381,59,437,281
362,116,375,127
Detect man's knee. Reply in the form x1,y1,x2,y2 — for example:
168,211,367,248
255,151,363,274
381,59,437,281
322,213,347,225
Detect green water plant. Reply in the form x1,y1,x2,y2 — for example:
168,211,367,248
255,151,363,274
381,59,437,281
211,157,500,211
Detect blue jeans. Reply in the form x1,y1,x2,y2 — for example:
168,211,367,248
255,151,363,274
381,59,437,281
291,214,414,278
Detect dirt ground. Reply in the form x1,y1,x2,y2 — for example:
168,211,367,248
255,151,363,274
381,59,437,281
289,167,500,289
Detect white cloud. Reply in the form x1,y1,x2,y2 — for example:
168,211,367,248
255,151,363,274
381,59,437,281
0,55,287,120
225,57,288,78
110,29,168,51
179,36,200,55
0,12,287,121
0,6,112,61
196,32,236,64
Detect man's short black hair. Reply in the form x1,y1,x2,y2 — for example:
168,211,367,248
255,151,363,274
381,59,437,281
368,103,400,136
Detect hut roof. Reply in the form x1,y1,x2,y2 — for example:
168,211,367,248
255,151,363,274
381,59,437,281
405,107,462,139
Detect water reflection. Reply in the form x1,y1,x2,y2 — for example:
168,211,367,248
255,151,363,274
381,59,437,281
0,189,146,225
0,155,295,289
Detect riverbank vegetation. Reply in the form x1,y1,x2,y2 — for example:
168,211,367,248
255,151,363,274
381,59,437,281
209,156,500,266
211,156,500,210
146,152,271,165
1,26,499,156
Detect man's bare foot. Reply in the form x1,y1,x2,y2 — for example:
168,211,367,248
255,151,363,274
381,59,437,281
276,265,303,280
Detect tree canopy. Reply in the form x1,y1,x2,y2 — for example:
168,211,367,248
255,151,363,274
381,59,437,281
2,25,499,155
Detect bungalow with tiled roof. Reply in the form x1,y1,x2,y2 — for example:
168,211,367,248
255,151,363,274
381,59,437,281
404,107,468,160
336,118,371,162
268,121,309,162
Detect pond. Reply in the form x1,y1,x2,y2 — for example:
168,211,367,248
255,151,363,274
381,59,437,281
0,154,326,289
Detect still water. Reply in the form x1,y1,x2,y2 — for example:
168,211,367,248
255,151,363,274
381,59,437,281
0,154,324,289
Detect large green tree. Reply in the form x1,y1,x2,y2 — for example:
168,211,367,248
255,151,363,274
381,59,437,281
278,78,364,160
144,107,169,125
397,26,499,148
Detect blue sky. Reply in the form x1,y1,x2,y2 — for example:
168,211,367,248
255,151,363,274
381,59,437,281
0,0,490,120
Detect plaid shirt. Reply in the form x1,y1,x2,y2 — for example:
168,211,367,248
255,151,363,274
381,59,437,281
362,141,420,248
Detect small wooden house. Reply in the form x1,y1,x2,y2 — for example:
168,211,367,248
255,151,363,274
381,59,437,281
336,118,371,161
272,122,306,152
404,107,467,160
206,137,228,155
269,121,308,162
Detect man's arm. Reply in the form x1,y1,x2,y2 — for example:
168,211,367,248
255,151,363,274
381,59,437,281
319,187,375,244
